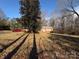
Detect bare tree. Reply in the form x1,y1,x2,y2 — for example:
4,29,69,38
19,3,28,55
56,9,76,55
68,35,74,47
0,8,6,19
41,12,48,26
57,0,79,17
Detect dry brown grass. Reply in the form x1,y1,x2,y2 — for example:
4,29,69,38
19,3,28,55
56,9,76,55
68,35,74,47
0,32,78,59
0,32,24,40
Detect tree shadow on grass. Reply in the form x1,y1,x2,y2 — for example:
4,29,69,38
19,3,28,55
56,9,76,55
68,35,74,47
29,33,38,59
0,43,6,47
4,33,29,59
49,33,79,52
0,33,26,53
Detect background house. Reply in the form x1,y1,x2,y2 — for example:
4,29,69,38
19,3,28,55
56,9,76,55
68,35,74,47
41,26,53,32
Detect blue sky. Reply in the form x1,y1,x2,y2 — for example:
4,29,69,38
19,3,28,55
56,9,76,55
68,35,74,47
0,0,56,19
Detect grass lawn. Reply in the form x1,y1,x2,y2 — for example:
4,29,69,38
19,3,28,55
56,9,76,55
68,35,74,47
0,31,78,59
0,31,24,45
0,31,24,40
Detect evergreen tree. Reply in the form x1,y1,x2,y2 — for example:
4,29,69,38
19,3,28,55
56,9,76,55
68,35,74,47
20,0,41,32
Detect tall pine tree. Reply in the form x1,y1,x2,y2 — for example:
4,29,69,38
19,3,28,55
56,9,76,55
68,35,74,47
20,0,41,32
